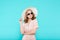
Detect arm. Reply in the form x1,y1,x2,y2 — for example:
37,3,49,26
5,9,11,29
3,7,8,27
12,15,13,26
20,23,24,34
19,18,25,34
23,27,37,35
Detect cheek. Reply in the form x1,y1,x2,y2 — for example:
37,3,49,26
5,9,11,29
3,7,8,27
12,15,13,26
28,15,31,18
28,15,33,18
31,15,33,17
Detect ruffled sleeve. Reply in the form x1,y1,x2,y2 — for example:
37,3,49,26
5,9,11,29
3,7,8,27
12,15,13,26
33,19,38,29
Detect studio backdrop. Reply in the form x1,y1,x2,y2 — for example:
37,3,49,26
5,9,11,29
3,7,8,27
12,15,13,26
0,0,60,40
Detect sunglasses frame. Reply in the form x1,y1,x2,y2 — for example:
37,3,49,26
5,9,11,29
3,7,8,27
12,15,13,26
27,12,33,15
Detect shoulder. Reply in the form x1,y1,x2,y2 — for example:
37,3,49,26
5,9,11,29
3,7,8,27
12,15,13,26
23,22,27,26
33,19,38,22
31,19,38,24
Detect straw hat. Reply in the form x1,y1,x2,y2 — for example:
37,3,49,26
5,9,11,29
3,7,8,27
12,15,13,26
21,7,38,20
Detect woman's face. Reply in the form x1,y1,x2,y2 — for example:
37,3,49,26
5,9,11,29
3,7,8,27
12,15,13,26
26,10,33,19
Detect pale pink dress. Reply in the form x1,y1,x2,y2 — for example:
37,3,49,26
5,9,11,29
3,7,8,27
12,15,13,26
22,19,38,40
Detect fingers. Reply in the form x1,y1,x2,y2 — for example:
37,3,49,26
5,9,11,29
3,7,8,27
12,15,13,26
19,18,22,21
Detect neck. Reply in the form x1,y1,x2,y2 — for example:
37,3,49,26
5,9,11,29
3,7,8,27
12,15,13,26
28,18,31,20
28,18,32,23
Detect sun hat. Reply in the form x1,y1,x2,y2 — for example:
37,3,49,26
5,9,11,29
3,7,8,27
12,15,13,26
21,7,38,20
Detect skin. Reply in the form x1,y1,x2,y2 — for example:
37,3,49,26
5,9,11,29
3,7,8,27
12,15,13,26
20,10,37,35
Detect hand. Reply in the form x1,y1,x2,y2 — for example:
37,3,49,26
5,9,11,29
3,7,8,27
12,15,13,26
19,18,23,24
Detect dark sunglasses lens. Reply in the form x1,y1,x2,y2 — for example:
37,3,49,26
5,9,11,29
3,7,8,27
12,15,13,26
27,13,30,15
31,13,33,14
27,12,33,15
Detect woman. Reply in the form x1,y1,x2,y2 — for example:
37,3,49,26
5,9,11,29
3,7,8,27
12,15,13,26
19,7,38,40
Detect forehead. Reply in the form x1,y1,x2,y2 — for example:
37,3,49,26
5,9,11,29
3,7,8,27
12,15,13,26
26,9,32,13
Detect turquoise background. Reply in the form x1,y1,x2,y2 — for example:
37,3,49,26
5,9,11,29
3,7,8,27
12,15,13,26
0,0,60,40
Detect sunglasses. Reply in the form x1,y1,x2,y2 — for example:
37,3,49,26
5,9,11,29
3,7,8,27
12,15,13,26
27,12,33,15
